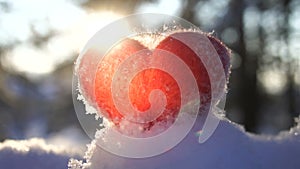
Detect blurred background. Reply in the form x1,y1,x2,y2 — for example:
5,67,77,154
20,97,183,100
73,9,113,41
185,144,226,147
0,0,299,143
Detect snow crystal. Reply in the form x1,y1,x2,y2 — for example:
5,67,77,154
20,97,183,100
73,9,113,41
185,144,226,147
0,138,81,169
69,117,300,169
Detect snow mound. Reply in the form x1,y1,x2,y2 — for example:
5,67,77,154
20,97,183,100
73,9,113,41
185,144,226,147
69,117,300,169
0,138,81,169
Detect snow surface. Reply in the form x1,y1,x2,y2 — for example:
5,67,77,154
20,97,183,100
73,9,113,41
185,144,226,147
0,138,81,169
69,116,300,169
1,117,300,169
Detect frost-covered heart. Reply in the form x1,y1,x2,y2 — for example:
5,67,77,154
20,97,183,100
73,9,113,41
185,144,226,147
77,31,230,136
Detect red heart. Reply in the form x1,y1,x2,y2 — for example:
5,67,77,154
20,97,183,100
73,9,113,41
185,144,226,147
77,31,230,134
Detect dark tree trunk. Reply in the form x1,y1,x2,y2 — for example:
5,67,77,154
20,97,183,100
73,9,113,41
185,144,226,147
232,0,259,132
283,0,297,125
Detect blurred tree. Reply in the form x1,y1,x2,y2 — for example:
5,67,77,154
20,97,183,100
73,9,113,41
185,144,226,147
182,0,299,133
0,0,299,141
228,0,260,132
282,0,298,124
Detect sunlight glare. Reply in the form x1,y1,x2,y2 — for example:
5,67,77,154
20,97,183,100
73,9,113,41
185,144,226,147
5,44,55,74
72,11,124,53
136,0,182,16
3,9,122,75
258,69,288,95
